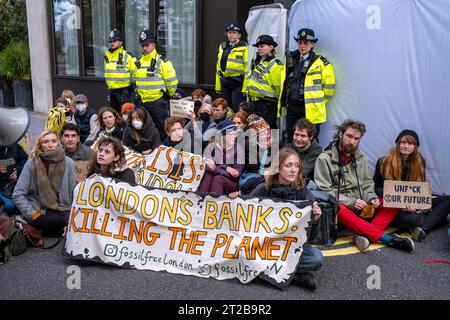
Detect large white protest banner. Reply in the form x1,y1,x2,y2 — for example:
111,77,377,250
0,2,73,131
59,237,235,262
63,175,312,289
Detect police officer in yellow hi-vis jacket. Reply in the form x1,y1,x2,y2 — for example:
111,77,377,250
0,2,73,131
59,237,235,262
104,29,137,114
284,28,336,142
216,23,248,112
243,35,285,129
135,29,178,141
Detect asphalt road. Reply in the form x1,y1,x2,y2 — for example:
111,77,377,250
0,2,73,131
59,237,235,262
1,226,449,300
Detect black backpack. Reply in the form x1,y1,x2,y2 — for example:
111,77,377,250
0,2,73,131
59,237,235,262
309,190,339,247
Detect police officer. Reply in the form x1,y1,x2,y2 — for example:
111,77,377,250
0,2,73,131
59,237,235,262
104,29,137,114
243,35,285,129
284,28,336,143
134,29,178,141
216,23,248,112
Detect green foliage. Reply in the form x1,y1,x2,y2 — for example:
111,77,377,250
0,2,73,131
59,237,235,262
0,0,28,52
0,41,31,80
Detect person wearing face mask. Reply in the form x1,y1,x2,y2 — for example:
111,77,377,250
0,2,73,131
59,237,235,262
12,130,76,236
243,35,285,129
73,94,99,144
216,23,248,112
121,102,135,124
104,29,137,114
373,130,450,242
184,103,215,153
123,107,161,155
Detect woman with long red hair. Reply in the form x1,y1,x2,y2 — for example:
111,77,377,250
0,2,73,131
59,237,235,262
374,130,450,241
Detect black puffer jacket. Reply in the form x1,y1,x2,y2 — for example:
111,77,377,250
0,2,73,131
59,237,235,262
0,144,29,193
123,108,161,154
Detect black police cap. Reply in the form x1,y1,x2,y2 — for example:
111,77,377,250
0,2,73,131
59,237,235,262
225,23,243,33
139,29,157,44
109,29,123,42
252,35,278,48
294,28,318,43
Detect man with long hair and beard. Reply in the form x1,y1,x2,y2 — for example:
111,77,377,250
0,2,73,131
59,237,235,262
315,120,415,253
374,130,450,241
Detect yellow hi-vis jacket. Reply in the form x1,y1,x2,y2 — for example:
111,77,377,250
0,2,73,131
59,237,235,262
303,56,336,124
135,49,178,103
215,42,248,92
104,47,137,90
243,56,286,117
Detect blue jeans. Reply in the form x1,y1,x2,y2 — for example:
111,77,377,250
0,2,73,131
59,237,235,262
296,246,323,274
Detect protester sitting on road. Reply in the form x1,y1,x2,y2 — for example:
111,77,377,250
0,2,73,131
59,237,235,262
190,88,213,105
12,129,76,236
314,120,415,253
239,114,271,195
173,87,186,100
373,129,450,242
93,107,126,143
61,89,76,113
0,143,28,195
122,107,161,155
238,148,323,291
61,123,96,161
184,103,215,150
87,136,135,184
231,111,249,131
162,117,190,151
239,101,254,115
73,94,99,144
121,102,135,124
285,118,322,182
203,98,231,143
0,142,29,215
46,98,76,134
61,123,96,183
199,120,244,195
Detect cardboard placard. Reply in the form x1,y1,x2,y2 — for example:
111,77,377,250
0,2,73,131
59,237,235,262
383,180,432,210
170,100,194,119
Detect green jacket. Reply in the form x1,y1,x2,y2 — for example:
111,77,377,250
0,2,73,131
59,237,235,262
314,142,378,209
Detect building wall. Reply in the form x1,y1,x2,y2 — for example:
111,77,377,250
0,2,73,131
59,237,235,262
47,0,270,110
26,0,53,113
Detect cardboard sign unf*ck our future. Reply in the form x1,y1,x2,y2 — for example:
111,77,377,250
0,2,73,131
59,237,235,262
383,180,432,210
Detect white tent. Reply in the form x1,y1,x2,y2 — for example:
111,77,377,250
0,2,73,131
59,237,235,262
288,0,450,195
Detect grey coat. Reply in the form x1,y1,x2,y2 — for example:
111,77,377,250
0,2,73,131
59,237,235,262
12,157,76,221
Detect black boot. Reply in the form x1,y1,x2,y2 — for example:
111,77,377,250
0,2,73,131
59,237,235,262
389,234,415,252
292,272,317,291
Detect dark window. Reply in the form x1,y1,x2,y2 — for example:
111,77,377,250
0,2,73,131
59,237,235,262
82,0,111,77
53,0,80,75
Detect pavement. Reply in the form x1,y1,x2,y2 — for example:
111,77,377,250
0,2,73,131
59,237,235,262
1,112,449,300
